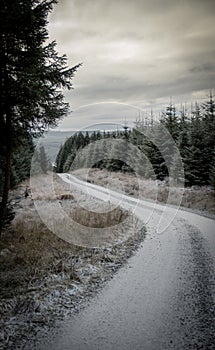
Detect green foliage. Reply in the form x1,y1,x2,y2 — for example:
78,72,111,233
161,102,179,140
10,133,35,188
56,94,215,189
0,133,34,192
0,0,81,135
209,157,215,190
0,0,81,231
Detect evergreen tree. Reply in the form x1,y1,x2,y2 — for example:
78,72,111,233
84,131,90,146
161,101,179,140
177,106,190,159
202,90,215,122
39,145,51,174
0,132,34,190
183,96,215,186
55,93,215,189
90,131,97,142
55,144,68,173
201,91,215,176
209,156,215,190
0,0,81,232
11,133,35,186
184,145,203,185
179,103,203,185
63,152,76,173
55,145,64,172
76,132,85,149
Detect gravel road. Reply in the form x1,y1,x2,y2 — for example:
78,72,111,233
39,174,215,350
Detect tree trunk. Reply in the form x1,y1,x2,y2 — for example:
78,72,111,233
0,143,12,235
0,65,12,235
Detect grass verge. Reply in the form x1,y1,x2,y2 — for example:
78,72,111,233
0,173,145,349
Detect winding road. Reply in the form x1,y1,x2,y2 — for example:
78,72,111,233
41,174,215,350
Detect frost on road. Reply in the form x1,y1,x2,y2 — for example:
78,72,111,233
36,174,215,350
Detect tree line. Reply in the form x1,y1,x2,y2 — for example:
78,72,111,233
55,94,215,189
0,0,214,233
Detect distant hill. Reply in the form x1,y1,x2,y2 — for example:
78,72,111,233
38,130,105,163
38,131,74,163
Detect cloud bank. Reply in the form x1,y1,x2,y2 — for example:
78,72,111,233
48,0,215,129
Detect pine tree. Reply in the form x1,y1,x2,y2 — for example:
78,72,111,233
10,133,35,186
84,131,90,146
63,152,75,173
184,145,203,185
177,106,190,159
39,145,51,174
0,0,81,232
55,144,63,172
182,103,204,185
161,101,179,141
201,91,215,180
209,156,215,190
183,96,215,186
55,144,68,173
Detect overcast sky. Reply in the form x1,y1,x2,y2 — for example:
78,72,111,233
48,0,215,130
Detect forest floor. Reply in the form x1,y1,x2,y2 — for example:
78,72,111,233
0,173,144,350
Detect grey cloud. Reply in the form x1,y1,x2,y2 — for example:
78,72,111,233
49,0,215,128
70,66,214,108
190,63,215,74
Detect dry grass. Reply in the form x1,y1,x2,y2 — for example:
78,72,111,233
29,172,72,201
27,172,140,248
71,205,127,228
0,172,145,348
73,168,215,213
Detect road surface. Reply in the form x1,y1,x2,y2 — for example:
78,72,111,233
40,174,215,349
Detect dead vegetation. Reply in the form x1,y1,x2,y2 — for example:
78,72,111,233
73,168,215,214
71,206,127,228
0,173,144,349
57,193,75,200
2,168,213,348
